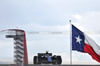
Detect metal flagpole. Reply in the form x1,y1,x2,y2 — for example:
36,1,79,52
69,20,72,65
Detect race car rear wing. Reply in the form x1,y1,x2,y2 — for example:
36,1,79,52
38,53,52,56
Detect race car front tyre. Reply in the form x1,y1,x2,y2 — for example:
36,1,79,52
57,56,62,64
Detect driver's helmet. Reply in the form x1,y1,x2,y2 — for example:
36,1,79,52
46,51,49,54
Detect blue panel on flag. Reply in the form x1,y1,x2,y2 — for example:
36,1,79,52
72,25,85,52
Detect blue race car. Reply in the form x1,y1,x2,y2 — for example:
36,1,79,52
33,51,62,64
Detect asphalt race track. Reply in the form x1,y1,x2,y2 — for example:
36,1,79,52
24,65,100,66
0,64,100,66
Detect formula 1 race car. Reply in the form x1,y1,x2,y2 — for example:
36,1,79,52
33,51,62,64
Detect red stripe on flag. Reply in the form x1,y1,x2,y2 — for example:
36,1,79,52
84,43,100,62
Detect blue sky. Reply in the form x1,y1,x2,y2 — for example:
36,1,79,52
0,0,100,64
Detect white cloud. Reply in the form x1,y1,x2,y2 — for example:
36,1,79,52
0,60,13,64
72,15,82,21
72,51,100,65
72,11,100,31
20,23,69,32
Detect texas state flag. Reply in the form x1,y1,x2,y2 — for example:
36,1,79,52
72,24,100,63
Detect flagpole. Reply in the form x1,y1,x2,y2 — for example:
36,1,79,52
69,20,72,65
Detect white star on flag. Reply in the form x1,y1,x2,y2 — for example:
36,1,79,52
75,36,82,44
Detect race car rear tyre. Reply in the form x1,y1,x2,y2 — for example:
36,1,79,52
57,56,62,64
34,56,38,64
